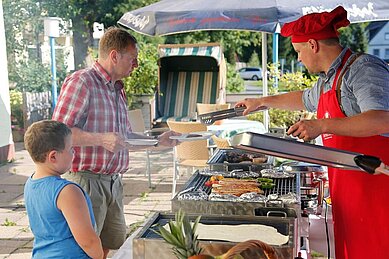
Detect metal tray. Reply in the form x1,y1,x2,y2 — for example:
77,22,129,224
133,212,297,259
231,132,362,170
207,148,274,172
172,172,299,216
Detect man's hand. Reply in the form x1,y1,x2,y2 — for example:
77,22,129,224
287,119,323,142
100,132,127,153
70,127,127,153
235,98,266,115
157,131,181,147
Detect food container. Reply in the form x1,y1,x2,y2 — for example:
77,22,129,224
207,148,274,172
172,171,299,216
133,212,297,259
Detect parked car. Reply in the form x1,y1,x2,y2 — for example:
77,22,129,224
238,67,263,81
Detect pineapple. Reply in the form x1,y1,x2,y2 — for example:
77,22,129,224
155,209,205,259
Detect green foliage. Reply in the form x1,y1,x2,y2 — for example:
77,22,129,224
3,0,69,94
3,0,46,91
268,62,281,80
226,63,245,93
164,30,262,64
123,42,159,107
339,23,369,52
3,0,43,59
248,51,260,67
280,71,317,92
248,69,317,128
9,59,52,92
9,90,24,129
40,0,159,68
1,218,17,227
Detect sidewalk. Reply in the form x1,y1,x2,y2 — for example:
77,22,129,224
0,143,188,259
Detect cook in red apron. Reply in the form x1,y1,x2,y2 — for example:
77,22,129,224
317,49,389,259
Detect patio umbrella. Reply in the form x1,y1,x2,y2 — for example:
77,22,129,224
118,0,389,36
118,0,389,129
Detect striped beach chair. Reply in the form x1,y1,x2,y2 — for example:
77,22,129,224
154,43,227,127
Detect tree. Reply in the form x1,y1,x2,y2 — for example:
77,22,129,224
248,51,260,67
122,42,159,108
3,0,54,92
3,0,43,62
164,30,262,65
38,0,126,69
38,0,161,69
339,23,369,52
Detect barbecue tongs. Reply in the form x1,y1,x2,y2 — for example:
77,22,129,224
198,106,267,125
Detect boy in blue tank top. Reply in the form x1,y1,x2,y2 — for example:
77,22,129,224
24,120,103,258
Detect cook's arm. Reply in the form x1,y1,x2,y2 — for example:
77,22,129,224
235,91,306,115
288,110,389,141
318,110,389,137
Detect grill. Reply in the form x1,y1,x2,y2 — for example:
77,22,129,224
172,171,299,217
182,171,296,197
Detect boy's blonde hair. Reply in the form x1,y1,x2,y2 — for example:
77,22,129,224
24,120,71,163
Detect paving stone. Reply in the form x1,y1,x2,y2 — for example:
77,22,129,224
5,248,32,259
0,239,30,256
1,175,29,185
0,226,25,239
23,240,33,249
13,231,33,240
0,191,23,206
0,211,25,226
15,214,29,227
124,214,147,226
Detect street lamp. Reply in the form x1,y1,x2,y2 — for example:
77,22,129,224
44,17,61,109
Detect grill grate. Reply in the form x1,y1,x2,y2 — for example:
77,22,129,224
185,173,296,197
265,177,296,196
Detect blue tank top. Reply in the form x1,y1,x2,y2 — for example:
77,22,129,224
24,175,96,258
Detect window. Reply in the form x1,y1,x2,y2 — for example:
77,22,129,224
385,33,389,40
373,49,380,56
385,49,389,59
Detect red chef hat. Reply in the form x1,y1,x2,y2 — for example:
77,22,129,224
281,6,350,43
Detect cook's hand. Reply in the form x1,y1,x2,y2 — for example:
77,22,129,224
235,98,265,116
287,119,323,142
100,132,127,153
157,131,181,147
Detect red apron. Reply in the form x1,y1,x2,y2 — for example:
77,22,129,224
317,49,389,259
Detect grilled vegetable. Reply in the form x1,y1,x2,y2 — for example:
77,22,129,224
260,183,276,189
257,177,273,183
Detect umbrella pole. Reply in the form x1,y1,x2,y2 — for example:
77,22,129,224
262,32,269,132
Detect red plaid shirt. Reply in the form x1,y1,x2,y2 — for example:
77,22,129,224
53,61,132,175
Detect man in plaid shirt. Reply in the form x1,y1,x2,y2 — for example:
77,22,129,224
53,27,179,258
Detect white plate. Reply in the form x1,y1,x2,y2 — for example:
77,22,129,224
125,139,158,146
169,131,213,142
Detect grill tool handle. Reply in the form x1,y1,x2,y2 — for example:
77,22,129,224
354,155,389,176
199,106,267,125
266,211,287,218
238,105,268,115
